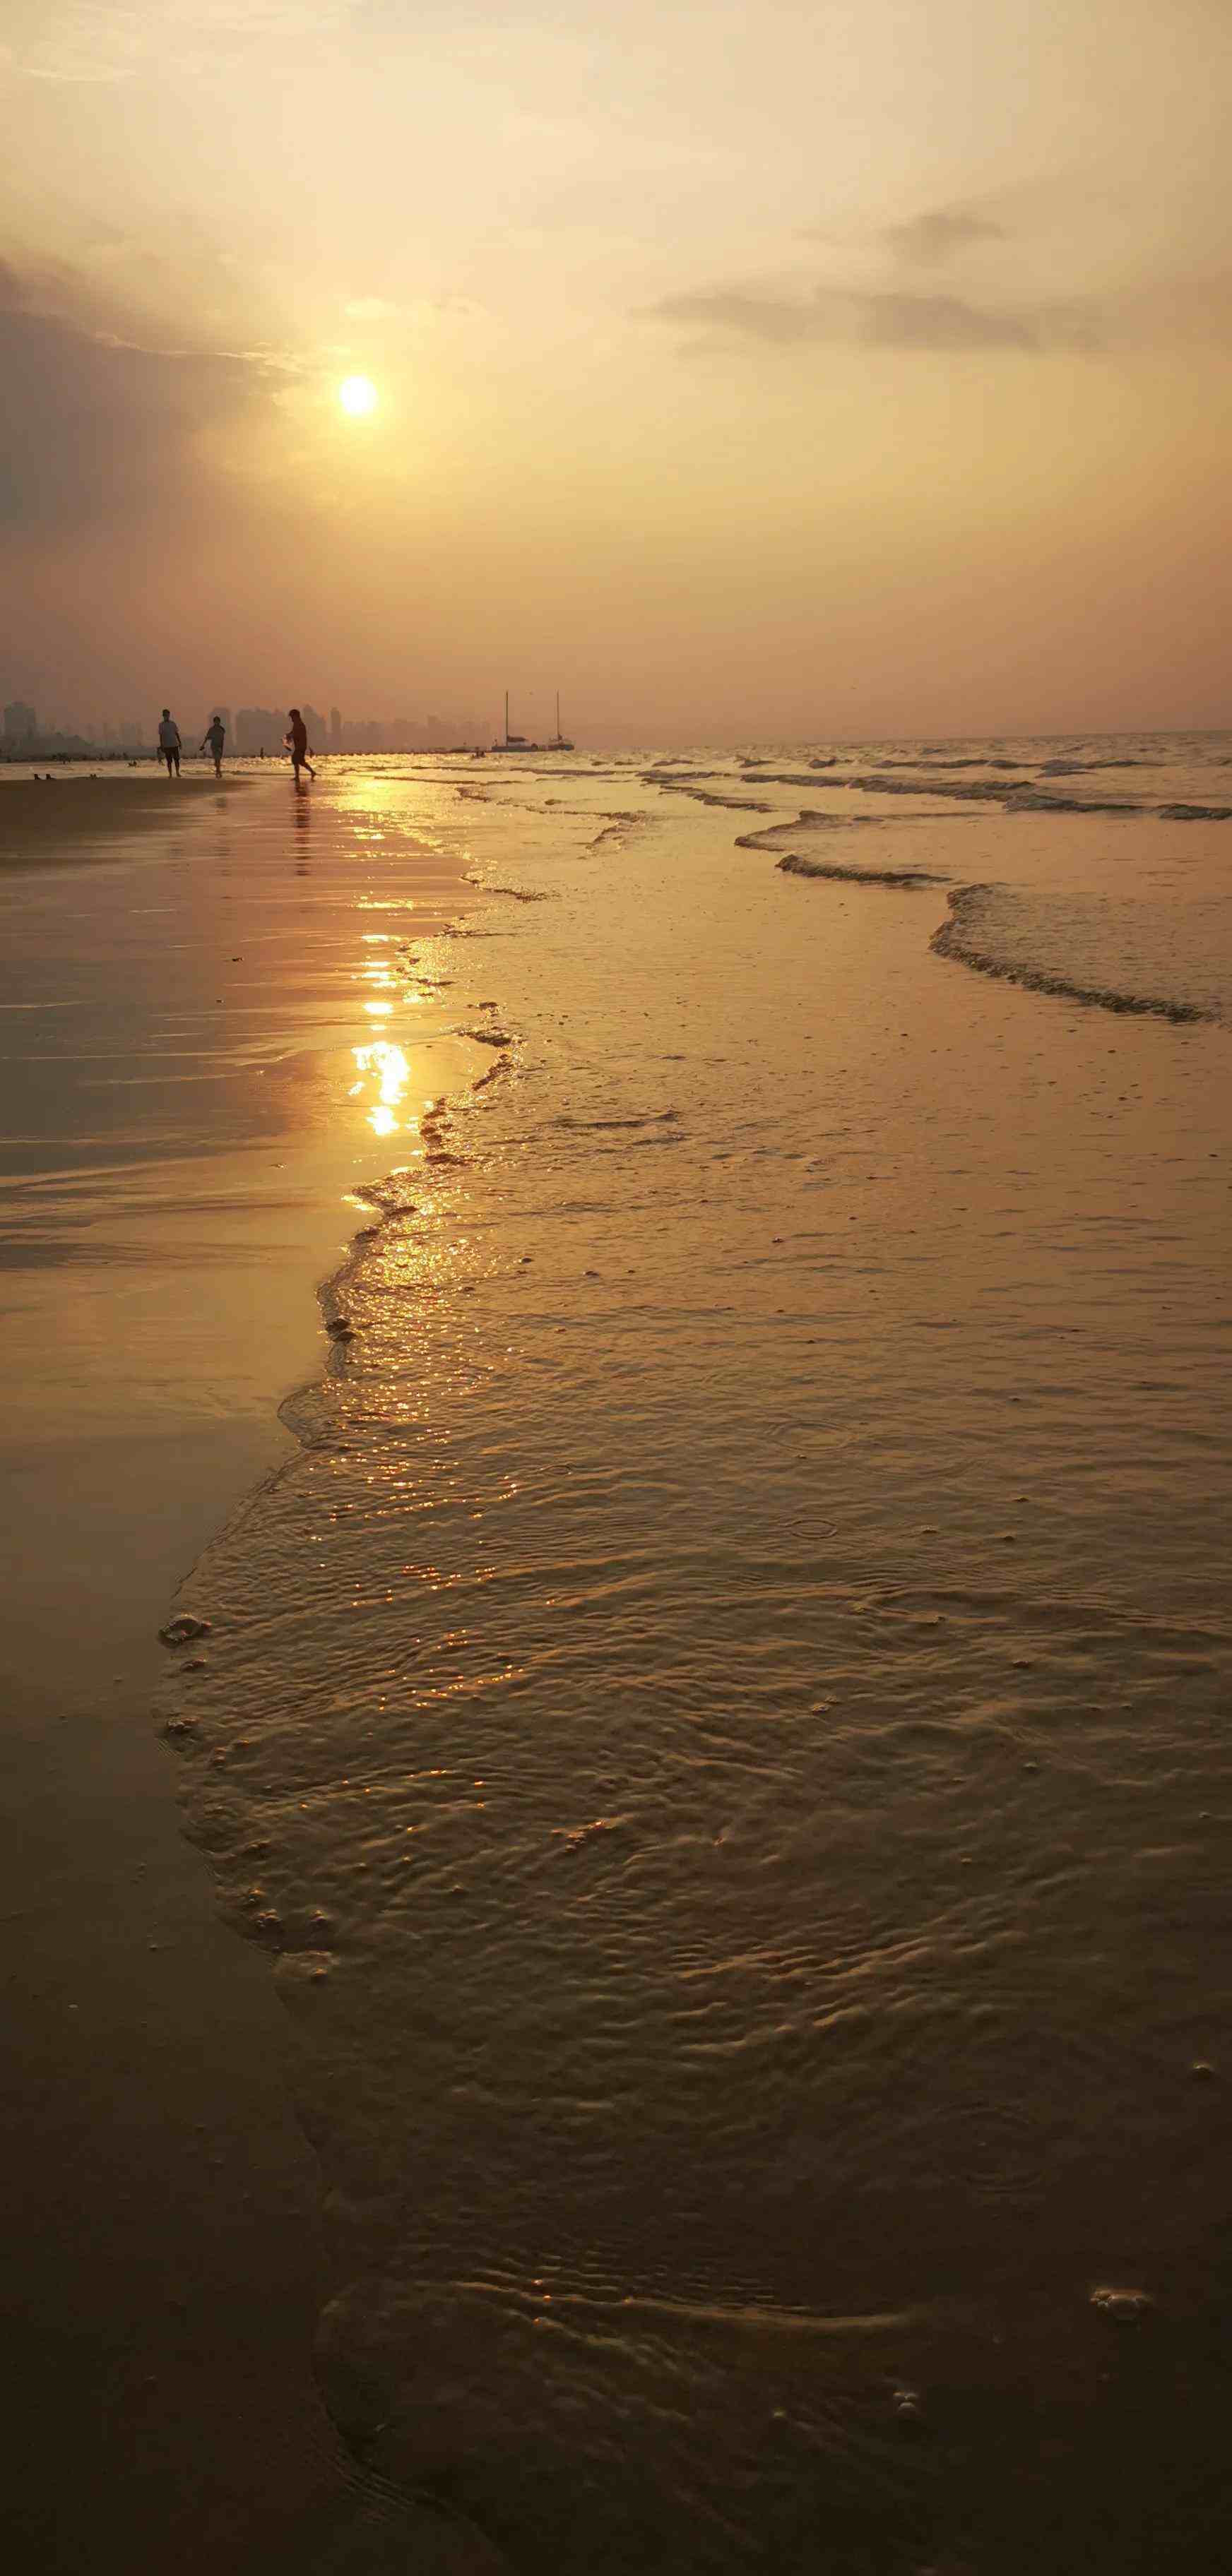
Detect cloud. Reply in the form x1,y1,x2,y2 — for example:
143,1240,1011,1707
0,261,271,533
882,207,1008,265
1124,266,1232,346
643,282,1099,354
10,0,353,85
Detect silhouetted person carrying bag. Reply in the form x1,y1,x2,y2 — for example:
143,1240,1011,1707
199,715,225,776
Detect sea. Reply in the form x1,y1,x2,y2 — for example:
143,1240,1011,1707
13,735,1232,2572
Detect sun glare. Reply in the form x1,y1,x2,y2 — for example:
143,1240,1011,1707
339,375,378,417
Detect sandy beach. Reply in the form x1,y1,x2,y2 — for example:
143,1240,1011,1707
13,0,1232,2558
0,773,254,864
5,742,1232,2572
0,768,497,2573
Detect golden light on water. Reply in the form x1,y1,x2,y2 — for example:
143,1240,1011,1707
339,375,379,417
354,1038,410,1138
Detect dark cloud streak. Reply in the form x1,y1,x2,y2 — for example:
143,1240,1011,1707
643,282,1100,354
883,207,1008,263
0,260,269,534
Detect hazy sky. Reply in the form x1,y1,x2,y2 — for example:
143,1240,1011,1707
4,0,1232,740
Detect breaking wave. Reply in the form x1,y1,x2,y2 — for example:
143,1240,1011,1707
841,772,1143,815
736,812,928,854
931,884,1226,1024
777,854,946,888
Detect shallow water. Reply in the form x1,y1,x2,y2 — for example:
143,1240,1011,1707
148,739,1232,2570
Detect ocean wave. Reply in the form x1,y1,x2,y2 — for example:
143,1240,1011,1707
932,884,1219,1023
841,771,1142,814
656,783,776,812
868,753,1026,772
777,854,946,888
1008,789,1144,815
1159,804,1232,822
1036,756,1149,774
736,812,924,854
844,770,1011,804
586,813,652,852
733,771,825,788
470,881,557,902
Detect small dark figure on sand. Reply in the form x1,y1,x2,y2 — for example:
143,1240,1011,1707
285,709,315,782
158,710,182,777
199,715,225,777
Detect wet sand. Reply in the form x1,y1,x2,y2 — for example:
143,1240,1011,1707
0,771,498,2572
6,744,1231,2572
0,773,252,864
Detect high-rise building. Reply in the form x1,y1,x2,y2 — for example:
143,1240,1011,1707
235,706,283,754
4,700,37,743
329,705,342,746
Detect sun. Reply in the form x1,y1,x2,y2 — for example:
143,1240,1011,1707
338,375,378,417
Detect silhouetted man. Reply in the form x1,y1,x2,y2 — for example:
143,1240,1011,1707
199,715,225,776
285,708,315,782
158,710,182,777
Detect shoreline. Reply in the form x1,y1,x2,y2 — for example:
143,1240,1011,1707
0,770,495,2571
6,740,1231,2568
153,753,1232,2570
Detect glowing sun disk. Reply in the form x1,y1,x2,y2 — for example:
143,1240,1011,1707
339,375,378,417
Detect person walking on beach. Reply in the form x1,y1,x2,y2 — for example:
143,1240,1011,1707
199,714,225,776
285,708,315,782
158,710,182,777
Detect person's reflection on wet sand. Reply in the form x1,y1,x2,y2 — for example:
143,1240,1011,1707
293,783,312,876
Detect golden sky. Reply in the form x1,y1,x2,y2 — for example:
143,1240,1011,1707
4,0,1232,739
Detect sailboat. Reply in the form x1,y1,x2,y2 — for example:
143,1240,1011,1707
547,693,574,753
490,691,540,753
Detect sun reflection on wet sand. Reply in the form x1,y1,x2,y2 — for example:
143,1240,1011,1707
353,1037,414,1139
0,756,508,2576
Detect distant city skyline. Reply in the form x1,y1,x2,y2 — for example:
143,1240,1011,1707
1,696,492,754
